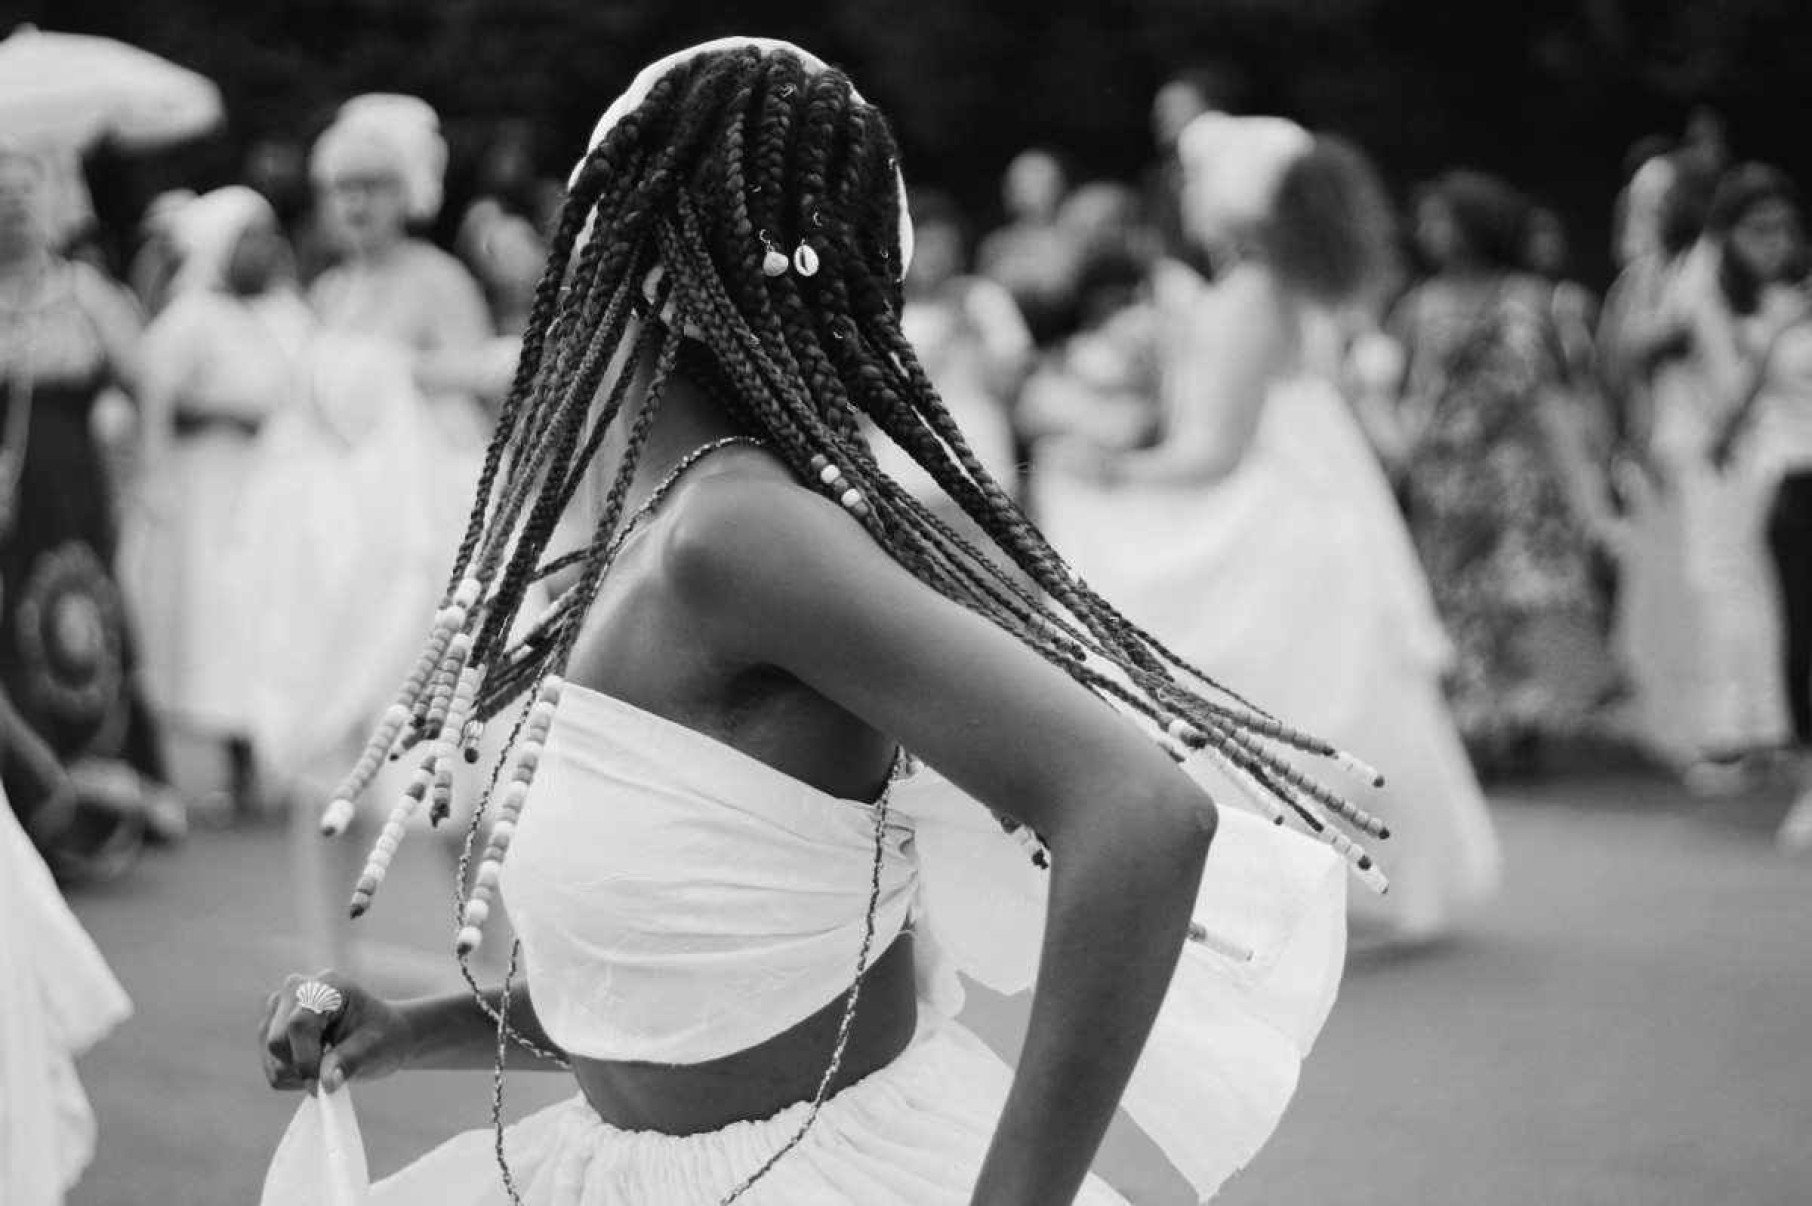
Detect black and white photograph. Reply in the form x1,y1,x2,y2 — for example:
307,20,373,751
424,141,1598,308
3,3,1810,1203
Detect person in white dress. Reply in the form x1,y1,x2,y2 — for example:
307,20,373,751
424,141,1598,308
238,99,498,969
1036,115,1499,945
1609,163,1794,787
308,94,496,447
255,40,1372,1206
1689,165,1812,841
120,186,312,811
0,775,132,1206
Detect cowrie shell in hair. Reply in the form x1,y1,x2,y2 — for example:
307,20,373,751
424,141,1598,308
793,242,820,277
762,248,789,276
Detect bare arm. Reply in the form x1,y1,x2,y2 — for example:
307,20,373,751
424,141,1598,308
262,974,566,1092
670,477,1217,1206
392,984,565,1072
1536,387,1622,546
1345,327,1411,470
413,337,520,403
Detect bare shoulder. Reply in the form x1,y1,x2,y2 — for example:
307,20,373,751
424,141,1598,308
661,463,891,610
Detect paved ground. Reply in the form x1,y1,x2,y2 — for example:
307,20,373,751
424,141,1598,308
65,767,1812,1206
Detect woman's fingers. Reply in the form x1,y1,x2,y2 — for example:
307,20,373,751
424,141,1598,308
262,972,343,1089
318,1025,374,1093
260,987,302,1088
283,1001,329,1082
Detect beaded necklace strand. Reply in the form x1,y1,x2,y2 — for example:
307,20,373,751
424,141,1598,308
455,434,908,1205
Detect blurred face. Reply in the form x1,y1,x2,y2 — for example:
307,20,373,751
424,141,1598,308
319,143,409,256
1525,211,1566,277
1415,196,1462,268
1729,196,1803,282
0,156,47,258
1152,81,1211,152
905,219,963,294
1003,152,1065,224
223,216,292,296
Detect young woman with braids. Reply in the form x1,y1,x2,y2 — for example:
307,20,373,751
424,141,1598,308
258,40,1366,1205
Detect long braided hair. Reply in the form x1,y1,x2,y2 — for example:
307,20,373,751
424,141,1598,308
320,40,1389,1199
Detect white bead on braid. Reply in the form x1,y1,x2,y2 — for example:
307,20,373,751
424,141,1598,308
427,662,485,825
1161,714,1288,825
349,668,480,917
320,701,412,836
352,660,491,914
319,592,474,835
457,676,563,955
808,453,871,519
1335,749,1386,789
1325,827,1391,894
1187,920,1255,963
413,650,464,740
452,575,482,611
1166,714,1393,841
348,769,427,918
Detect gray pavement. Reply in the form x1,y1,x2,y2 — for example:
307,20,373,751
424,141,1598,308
65,771,1812,1206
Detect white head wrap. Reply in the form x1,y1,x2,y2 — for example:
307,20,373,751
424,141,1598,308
1176,113,1312,239
576,36,914,275
311,94,448,222
170,185,274,294
143,188,198,237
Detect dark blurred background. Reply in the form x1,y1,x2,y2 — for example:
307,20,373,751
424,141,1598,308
19,0,1812,287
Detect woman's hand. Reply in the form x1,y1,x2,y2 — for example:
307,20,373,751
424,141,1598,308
261,972,413,1093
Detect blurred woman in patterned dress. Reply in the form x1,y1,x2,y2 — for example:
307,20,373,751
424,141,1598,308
1393,171,1623,776
0,144,179,877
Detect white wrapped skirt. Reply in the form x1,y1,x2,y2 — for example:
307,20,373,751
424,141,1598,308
270,1014,1128,1205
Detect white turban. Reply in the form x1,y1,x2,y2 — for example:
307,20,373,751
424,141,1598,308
169,185,274,294
577,36,914,275
311,94,448,222
1176,113,1312,239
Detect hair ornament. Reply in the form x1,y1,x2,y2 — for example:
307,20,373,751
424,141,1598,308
759,229,789,277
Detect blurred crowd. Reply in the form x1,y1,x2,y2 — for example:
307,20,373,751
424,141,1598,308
3,54,1810,922
907,79,1812,851
2,90,556,911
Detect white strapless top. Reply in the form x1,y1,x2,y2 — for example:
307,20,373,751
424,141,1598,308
502,684,920,1064
501,682,1350,1199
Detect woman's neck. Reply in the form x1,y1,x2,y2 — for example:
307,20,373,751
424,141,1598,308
351,235,408,270
598,334,751,510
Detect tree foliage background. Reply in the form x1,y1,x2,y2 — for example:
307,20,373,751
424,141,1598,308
14,0,1812,283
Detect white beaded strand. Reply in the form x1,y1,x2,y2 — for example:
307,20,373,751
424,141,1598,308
457,676,563,954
